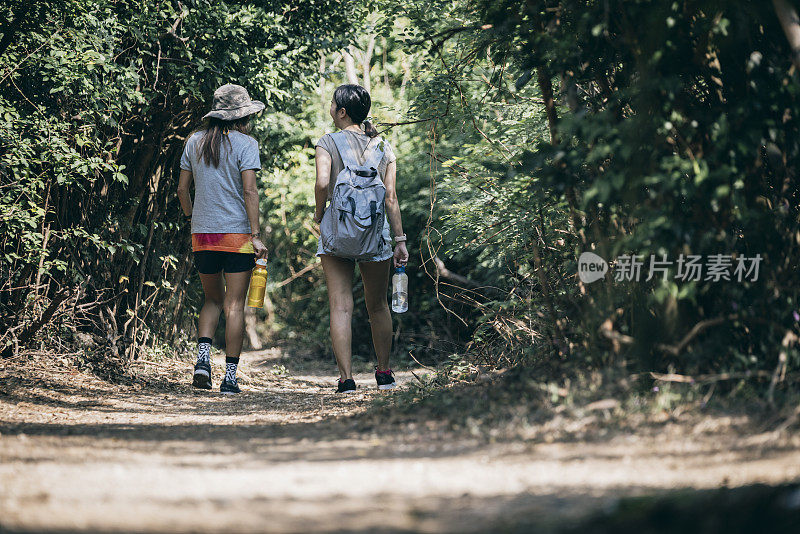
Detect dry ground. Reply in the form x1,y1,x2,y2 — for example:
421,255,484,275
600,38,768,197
1,348,799,533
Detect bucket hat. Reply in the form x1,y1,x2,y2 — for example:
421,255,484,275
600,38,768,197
202,84,265,121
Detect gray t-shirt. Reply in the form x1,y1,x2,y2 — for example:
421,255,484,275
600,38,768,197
316,130,397,200
180,130,261,234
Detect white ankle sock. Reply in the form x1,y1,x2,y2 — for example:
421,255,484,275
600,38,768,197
224,362,237,382
197,341,211,364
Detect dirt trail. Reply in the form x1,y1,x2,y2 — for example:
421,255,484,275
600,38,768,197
1,349,799,533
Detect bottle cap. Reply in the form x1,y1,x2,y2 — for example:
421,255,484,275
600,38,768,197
396,265,406,274
256,258,267,266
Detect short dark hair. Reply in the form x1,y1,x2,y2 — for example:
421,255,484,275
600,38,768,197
333,84,378,137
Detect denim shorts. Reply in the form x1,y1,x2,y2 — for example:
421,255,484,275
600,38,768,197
316,217,393,263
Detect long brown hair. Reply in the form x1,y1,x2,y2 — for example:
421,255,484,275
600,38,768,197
198,116,251,167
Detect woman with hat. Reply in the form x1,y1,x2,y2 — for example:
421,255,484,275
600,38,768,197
177,83,268,394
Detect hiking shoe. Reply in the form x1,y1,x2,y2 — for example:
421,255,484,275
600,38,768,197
375,369,396,390
192,361,212,390
336,378,356,394
220,378,240,394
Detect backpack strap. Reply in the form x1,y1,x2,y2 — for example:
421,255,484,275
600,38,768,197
339,196,356,222
363,137,385,170
330,131,359,168
369,200,377,224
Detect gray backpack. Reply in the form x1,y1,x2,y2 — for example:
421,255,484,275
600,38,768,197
319,132,388,260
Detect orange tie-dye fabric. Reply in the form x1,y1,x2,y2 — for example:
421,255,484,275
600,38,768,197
192,233,255,254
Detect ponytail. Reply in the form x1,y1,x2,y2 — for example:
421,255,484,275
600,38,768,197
363,119,378,138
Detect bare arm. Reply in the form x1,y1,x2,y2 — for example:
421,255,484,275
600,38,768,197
242,169,260,233
383,160,409,267
314,146,332,223
383,160,403,237
242,169,267,259
177,169,193,216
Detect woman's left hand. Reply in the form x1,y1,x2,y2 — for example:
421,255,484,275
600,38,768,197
393,242,409,268
252,237,268,259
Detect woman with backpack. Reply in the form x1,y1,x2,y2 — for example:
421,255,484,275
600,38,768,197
177,84,268,394
313,84,409,393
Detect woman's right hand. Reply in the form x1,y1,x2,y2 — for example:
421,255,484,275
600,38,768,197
393,242,409,268
252,237,268,259
313,206,325,225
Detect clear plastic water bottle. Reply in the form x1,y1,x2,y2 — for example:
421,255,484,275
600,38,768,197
391,266,408,313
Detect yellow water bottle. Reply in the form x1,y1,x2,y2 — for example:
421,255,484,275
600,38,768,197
247,259,268,307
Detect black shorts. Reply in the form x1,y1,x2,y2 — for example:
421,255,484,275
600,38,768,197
194,251,255,274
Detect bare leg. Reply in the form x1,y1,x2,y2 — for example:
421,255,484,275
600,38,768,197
359,259,393,371
321,255,355,379
198,272,225,339
221,269,252,360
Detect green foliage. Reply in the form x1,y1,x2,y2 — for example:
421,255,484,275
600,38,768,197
379,0,800,386
4,0,799,399
0,0,360,362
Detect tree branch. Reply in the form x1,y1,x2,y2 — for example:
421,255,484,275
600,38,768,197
434,256,478,288
274,261,320,289
650,370,772,384
405,24,492,47
13,289,71,348
655,314,738,356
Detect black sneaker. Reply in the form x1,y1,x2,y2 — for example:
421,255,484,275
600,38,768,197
336,378,356,394
220,378,240,394
192,361,212,390
375,369,396,390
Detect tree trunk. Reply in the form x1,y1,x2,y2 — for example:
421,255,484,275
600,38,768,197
773,0,800,70
342,47,359,85
318,51,327,108
399,53,412,101
537,68,585,244
382,37,390,90
362,35,375,93
537,68,559,145
244,307,262,350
